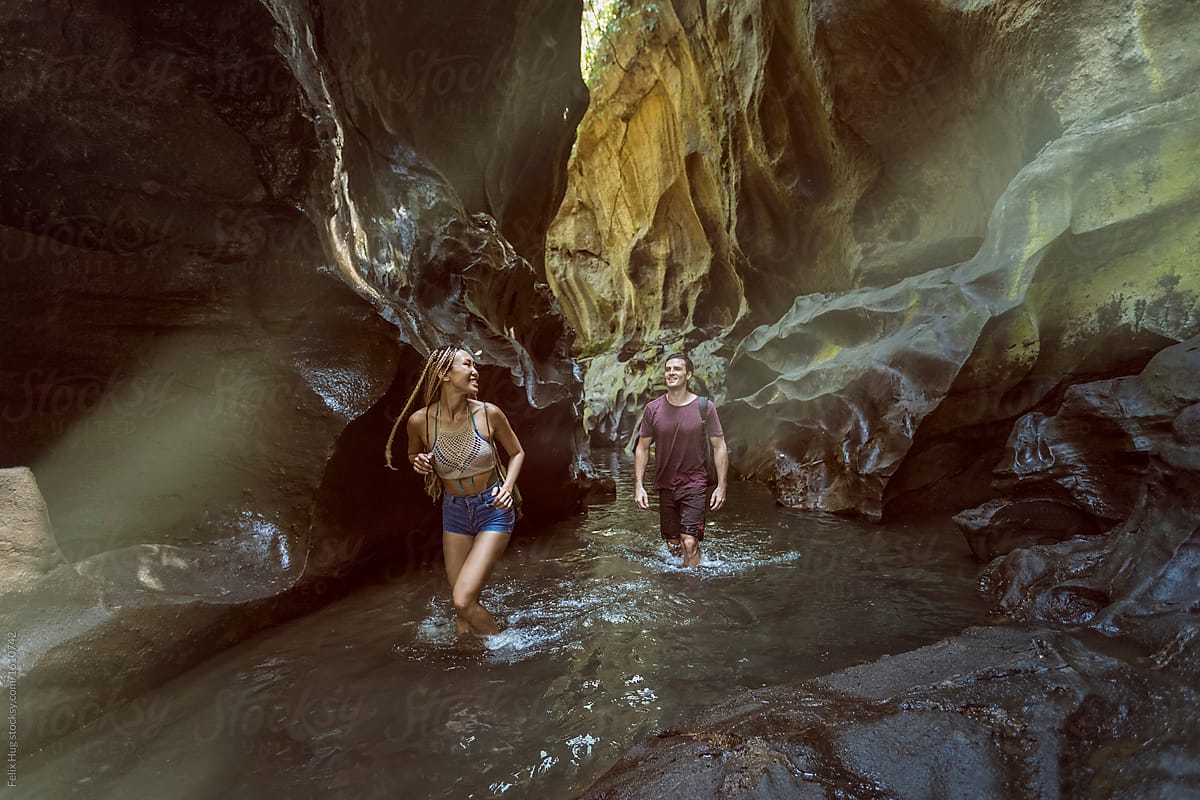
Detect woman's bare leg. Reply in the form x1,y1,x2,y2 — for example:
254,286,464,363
447,530,510,635
442,531,476,635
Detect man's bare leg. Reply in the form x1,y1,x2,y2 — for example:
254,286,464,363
681,533,701,567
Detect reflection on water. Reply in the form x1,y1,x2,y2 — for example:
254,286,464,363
18,449,987,799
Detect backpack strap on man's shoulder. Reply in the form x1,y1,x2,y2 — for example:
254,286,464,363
698,395,712,433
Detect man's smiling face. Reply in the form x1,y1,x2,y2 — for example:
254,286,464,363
664,357,691,389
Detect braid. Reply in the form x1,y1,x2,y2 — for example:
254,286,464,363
384,346,463,505
419,346,460,501
385,356,430,470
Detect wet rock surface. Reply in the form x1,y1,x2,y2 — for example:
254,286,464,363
954,497,1112,563
582,625,1200,799
263,0,597,520
981,336,1200,627
0,0,393,749
958,334,1200,563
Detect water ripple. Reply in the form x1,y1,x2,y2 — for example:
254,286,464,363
17,451,989,800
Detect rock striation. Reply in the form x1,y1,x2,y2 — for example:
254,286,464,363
568,8,1200,787
550,0,1200,520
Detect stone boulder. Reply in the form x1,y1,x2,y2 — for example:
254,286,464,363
583,625,1200,799
953,496,1112,563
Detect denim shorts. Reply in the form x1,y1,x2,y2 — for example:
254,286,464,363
442,480,516,536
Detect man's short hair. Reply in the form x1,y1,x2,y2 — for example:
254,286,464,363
664,352,693,373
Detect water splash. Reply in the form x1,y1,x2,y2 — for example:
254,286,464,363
615,531,805,578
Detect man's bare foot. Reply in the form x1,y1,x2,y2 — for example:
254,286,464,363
666,539,683,558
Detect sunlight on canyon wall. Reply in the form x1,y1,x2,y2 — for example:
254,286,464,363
549,0,1200,521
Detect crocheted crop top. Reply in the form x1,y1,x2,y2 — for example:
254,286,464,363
431,402,498,481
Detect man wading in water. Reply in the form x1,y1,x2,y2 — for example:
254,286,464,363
633,353,729,567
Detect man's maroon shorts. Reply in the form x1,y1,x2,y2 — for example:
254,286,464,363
658,485,707,542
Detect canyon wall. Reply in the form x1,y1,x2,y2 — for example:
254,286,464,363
550,0,1199,520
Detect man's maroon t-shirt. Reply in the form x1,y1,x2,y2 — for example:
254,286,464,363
637,395,724,490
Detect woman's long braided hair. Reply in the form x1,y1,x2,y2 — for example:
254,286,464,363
385,345,463,501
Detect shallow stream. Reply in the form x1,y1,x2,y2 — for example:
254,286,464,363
18,449,989,798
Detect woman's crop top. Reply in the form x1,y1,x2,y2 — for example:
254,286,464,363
431,402,498,481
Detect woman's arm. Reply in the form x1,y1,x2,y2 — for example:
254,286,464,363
407,409,434,475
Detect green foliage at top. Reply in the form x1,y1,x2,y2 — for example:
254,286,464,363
581,0,662,85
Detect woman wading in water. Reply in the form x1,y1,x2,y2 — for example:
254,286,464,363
386,346,524,635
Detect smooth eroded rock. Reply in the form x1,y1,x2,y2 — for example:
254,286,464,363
583,625,1200,799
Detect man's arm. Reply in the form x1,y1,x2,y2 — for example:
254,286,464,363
634,436,652,509
710,435,728,510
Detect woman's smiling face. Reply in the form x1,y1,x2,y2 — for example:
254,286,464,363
444,349,480,396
